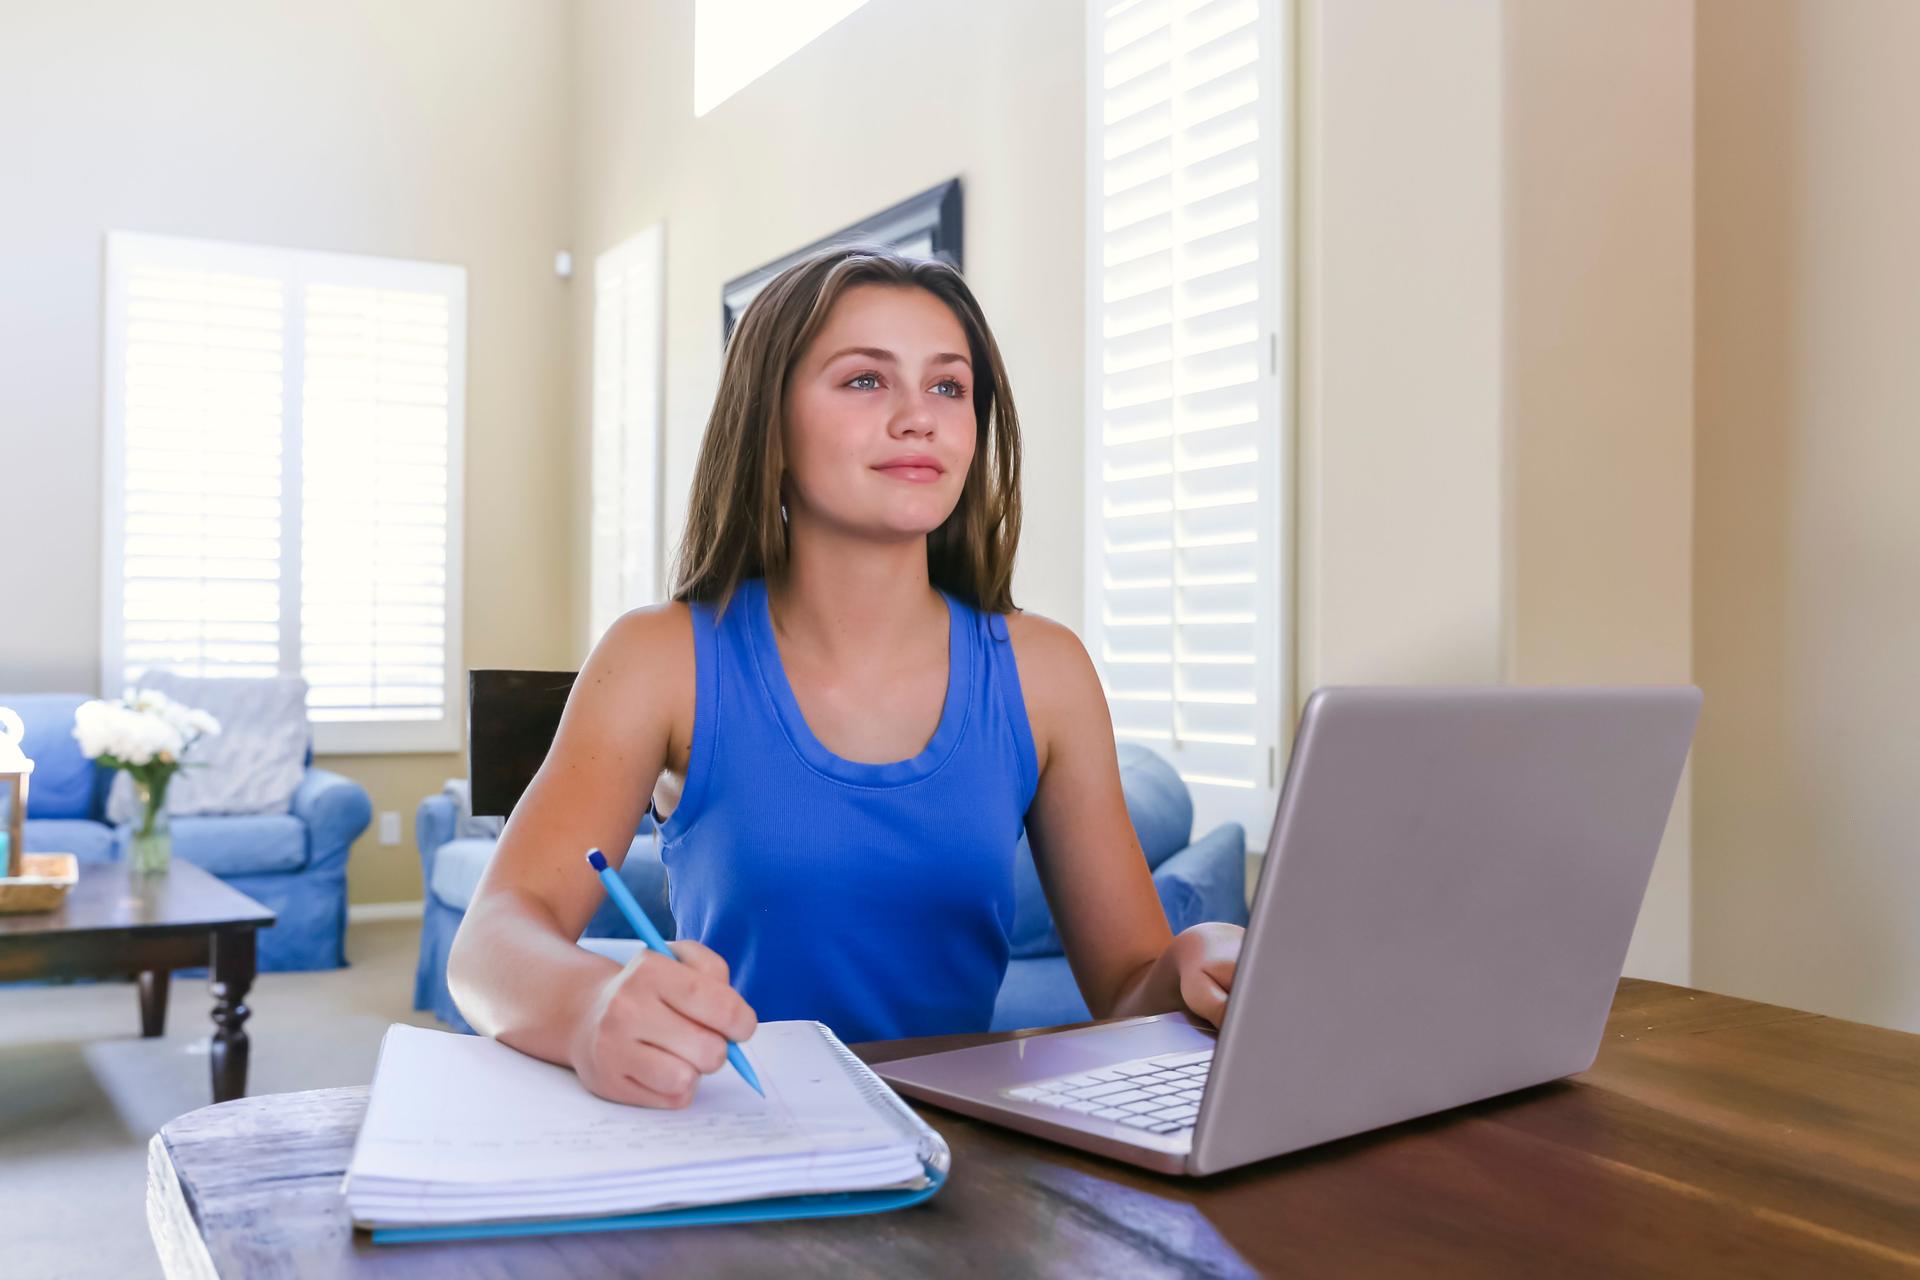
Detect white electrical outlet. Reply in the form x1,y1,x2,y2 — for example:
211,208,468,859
379,811,401,846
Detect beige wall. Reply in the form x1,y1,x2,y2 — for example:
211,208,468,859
1301,0,1697,981
1503,1,1697,983
567,0,1087,653
0,0,577,905
1297,0,1507,697
1696,0,1920,1032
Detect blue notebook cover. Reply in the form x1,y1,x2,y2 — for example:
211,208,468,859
370,1162,947,1244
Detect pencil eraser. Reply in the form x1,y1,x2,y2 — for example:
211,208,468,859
585,848,609,872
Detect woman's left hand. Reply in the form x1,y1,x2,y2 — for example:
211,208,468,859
1167,922,1245,1027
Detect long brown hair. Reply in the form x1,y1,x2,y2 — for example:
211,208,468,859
670,244,1022,615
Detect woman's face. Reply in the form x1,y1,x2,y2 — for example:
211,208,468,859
780,283,977,542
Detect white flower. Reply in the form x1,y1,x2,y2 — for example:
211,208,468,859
71,688,213,766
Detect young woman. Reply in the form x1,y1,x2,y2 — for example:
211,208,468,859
448,245,1245,1108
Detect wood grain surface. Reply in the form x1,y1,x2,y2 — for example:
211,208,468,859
146,979,1920,1278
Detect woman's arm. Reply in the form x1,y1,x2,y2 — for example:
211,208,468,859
446,604,755,1106
1009,614,1244,1025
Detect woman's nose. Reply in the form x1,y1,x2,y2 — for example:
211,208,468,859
891,398,937,438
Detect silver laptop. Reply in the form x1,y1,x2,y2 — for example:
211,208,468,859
876,685,1702,1176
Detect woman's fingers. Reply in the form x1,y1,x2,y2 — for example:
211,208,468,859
1180,968,1230,1028
653,957,759,1044
577,1048,695,1109
667,939,730,983
573,943,757,1108
631,1000,734,1076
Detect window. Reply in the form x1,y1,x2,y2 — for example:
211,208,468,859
1084,0,1290,846
589,226,665,643
693,0,871,117
102,232,466,754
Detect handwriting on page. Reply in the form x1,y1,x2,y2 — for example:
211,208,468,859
349,1021,905,1184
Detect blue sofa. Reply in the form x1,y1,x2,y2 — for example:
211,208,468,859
4,692,373,971
415,744,1248,1035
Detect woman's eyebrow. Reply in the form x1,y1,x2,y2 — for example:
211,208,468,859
823,345,972,371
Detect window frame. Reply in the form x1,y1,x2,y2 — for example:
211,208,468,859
588,224,666,647
100,230,468,755
1081,0,1295,851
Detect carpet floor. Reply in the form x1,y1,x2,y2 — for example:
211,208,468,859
0,917,439,1279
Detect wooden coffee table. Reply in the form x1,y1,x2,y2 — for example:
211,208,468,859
0,857,274,1103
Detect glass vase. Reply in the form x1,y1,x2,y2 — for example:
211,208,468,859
129,777,172,876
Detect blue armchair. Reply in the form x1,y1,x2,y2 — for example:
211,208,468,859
992,743,1248,1030
414,744,1247,1035
412,788,666,1033
4,692,372,971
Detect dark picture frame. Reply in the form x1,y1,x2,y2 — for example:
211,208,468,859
721,177,963,344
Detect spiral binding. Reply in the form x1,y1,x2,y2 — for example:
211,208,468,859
810,1022,953,1177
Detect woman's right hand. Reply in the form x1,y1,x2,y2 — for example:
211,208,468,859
568,940,759,1107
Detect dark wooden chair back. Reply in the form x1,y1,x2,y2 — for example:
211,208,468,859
468,670,578,817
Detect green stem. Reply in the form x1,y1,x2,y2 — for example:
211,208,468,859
133,767,176,837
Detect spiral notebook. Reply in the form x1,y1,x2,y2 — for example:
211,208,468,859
345,1021,950,1244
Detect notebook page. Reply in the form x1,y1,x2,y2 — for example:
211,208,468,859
348,1021,911,1188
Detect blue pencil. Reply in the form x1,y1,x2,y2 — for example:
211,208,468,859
584,848,765,1098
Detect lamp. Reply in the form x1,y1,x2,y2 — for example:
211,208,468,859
0,705,32,879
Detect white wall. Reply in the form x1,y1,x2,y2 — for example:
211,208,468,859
1695,0,1920,1032
0,0,576,905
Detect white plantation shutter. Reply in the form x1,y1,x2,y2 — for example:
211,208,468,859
299,261,465,749
102,233,466,754
589,226,665,646
1085,0,1290,848
104,240,289,686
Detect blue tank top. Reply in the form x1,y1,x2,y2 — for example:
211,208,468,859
657,577,1040,1044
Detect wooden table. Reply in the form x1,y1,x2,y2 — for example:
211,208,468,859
0,857,274,1103
145,980,1920,1278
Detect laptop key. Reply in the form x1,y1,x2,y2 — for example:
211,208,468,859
1155,1050,1215,1068
1061,1099,1102,1113
1093,1107,1130,1120
1074,1081,1135,1101
1101,1089,1152,1106
1122,1100,1163,1114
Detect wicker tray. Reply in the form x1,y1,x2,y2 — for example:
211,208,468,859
0,852,80,914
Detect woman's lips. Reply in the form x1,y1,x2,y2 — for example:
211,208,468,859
872,464,944,484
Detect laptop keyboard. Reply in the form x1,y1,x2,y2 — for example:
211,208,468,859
1000,1047,1213,1136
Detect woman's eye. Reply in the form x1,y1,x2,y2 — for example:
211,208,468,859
846,372,966,398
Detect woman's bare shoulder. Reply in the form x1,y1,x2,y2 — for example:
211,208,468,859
575,602,697,768
591,600,695,682
1002,610,1105,769
1003,608,1085,663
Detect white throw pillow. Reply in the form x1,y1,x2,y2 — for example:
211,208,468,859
107,672,312,820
